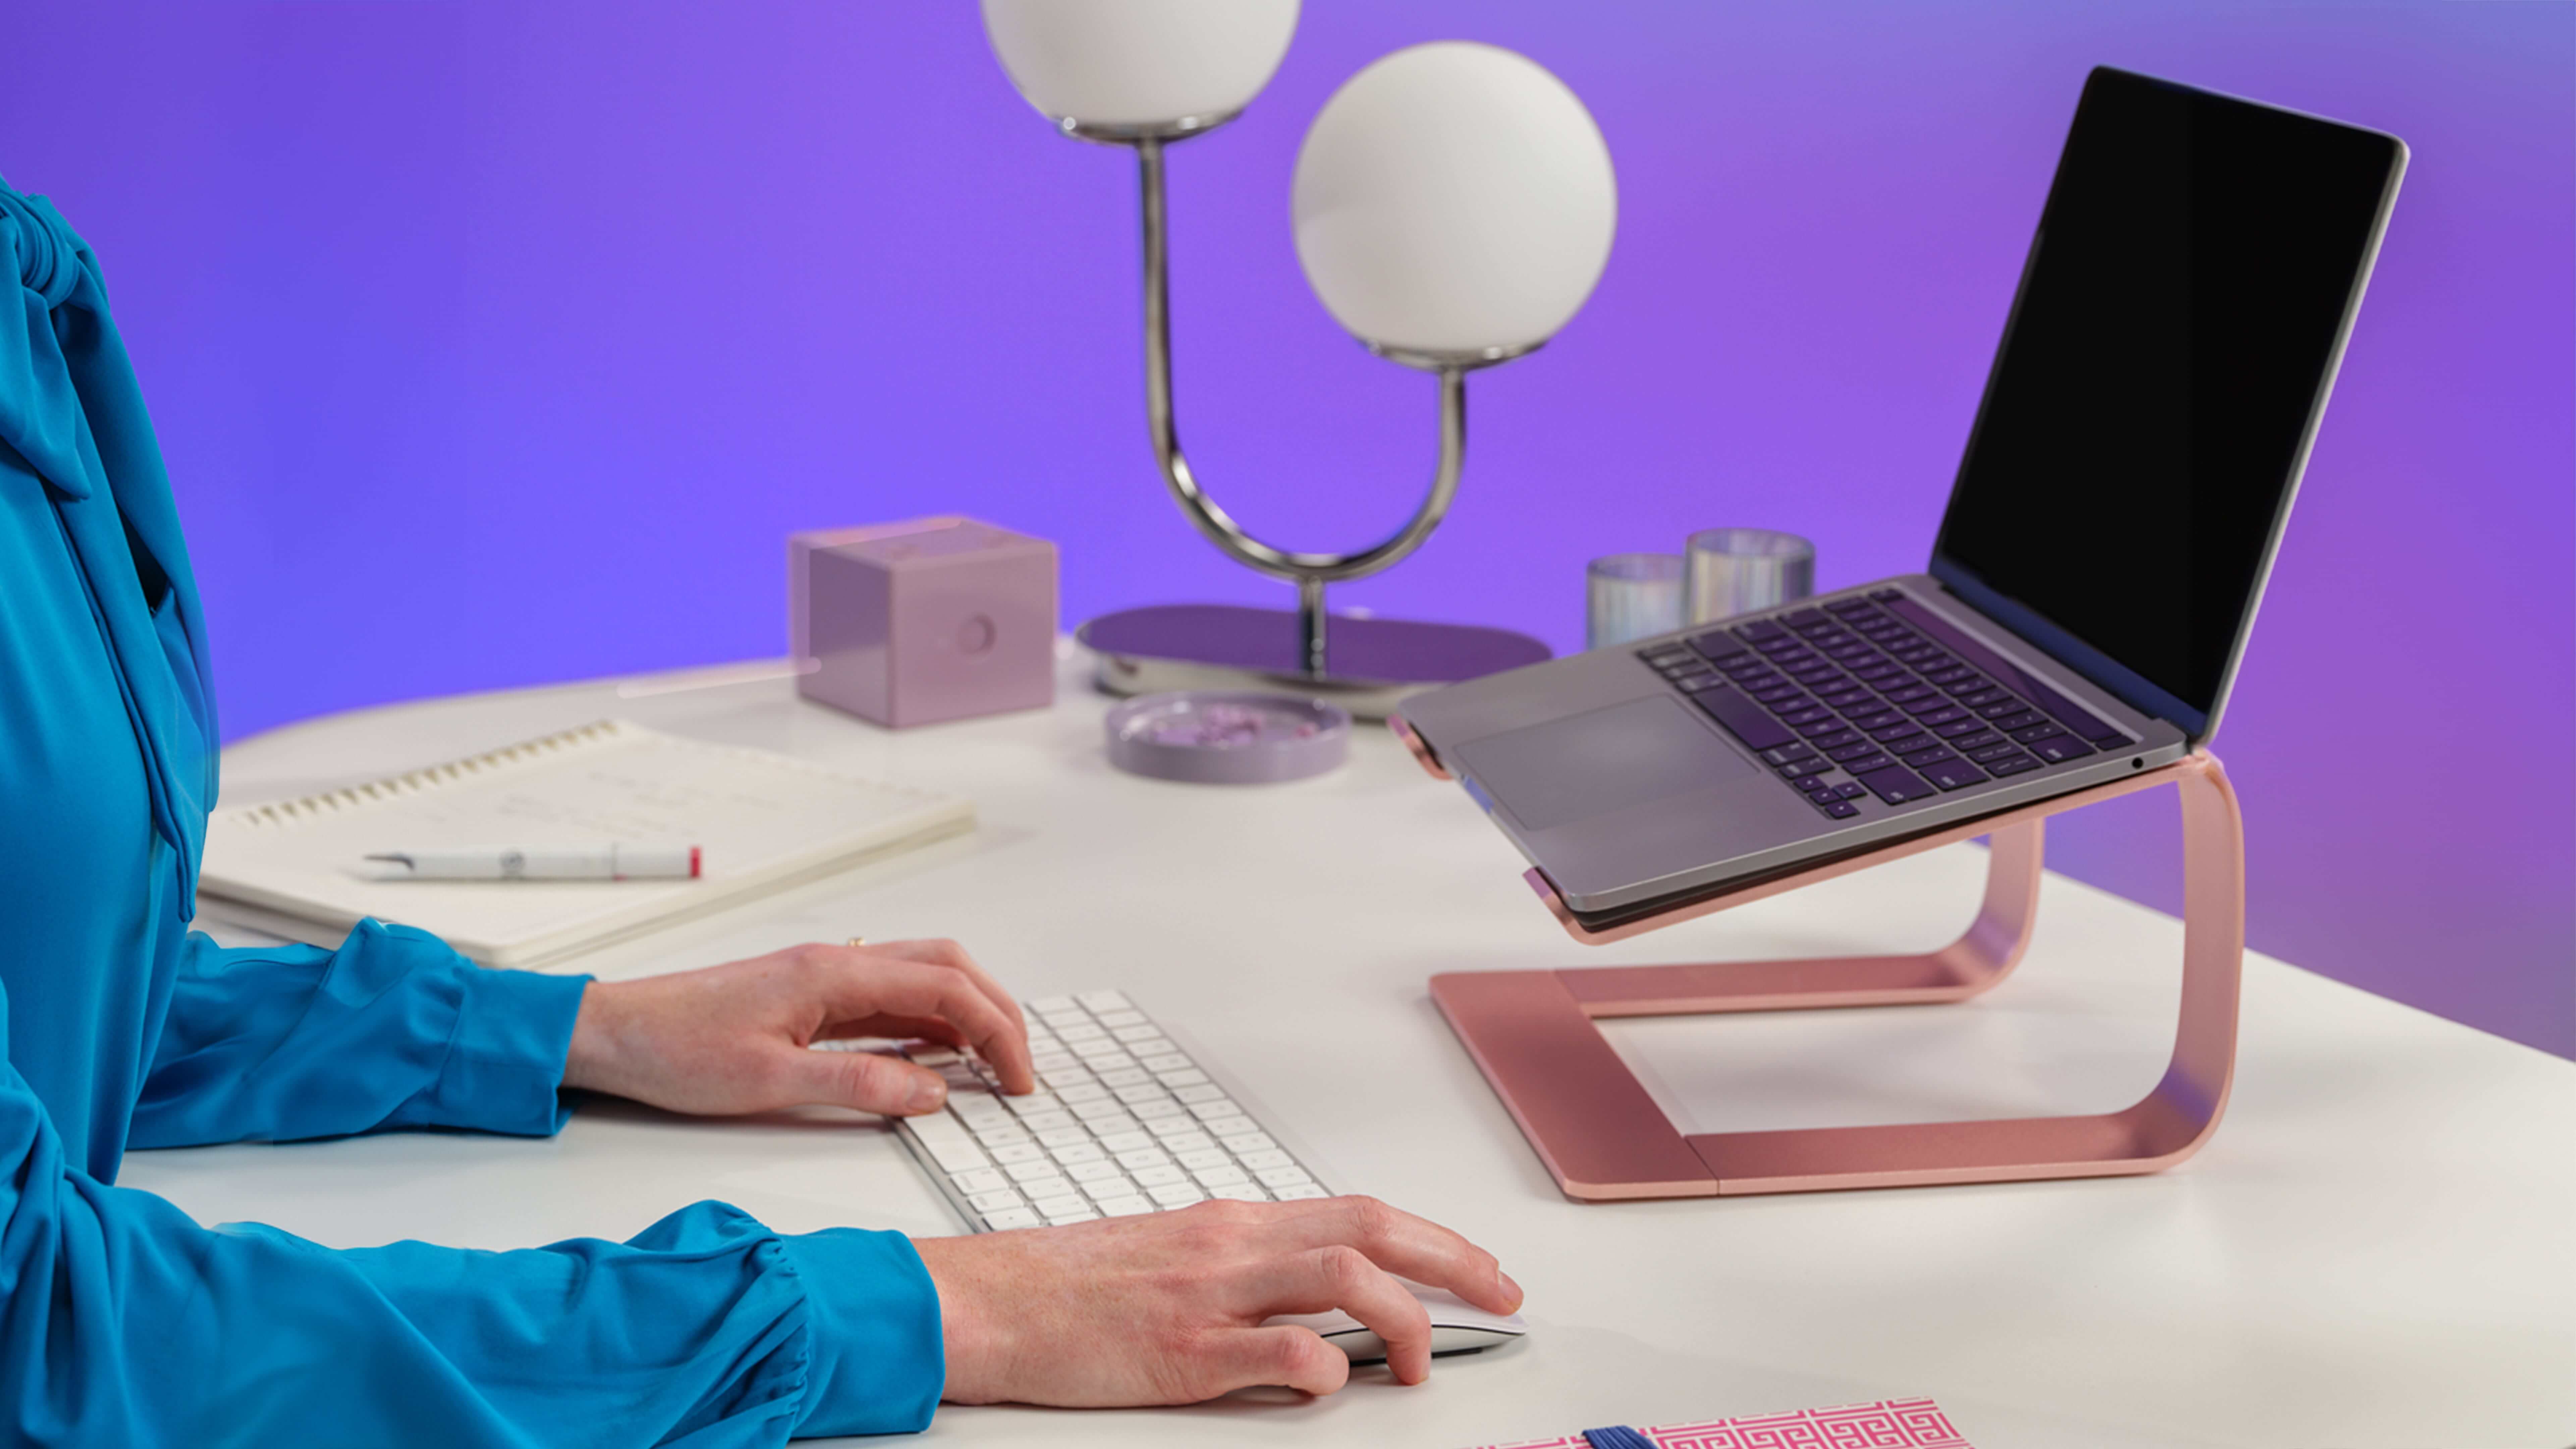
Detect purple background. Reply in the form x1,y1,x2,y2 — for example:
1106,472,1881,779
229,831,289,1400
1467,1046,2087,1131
6,2,2568,1056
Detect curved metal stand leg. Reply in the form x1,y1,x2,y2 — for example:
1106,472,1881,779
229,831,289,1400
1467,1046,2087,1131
1428,753,2246,1200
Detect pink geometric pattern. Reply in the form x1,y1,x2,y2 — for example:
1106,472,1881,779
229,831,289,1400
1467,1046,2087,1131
1463,1397,1972,1449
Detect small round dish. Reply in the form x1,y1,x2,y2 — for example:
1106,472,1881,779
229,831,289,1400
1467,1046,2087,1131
1103,691,1352,785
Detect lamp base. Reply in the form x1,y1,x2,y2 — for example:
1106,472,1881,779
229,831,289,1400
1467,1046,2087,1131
1078,604,1551,719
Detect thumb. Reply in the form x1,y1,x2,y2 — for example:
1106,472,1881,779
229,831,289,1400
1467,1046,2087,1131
785,1047,951,1116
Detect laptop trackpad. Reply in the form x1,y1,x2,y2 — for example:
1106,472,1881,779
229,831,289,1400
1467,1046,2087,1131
1450,695,1755,831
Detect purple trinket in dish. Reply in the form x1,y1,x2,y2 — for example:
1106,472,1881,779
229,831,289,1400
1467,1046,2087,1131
1103,691,1351,785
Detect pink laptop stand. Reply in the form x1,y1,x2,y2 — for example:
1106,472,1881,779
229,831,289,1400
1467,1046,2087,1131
1394,719,2246,1200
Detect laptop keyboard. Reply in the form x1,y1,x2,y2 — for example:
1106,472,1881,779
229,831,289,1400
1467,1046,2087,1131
1636,587,2133,819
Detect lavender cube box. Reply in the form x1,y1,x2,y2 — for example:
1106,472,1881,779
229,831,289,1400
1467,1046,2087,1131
791,517,1057,728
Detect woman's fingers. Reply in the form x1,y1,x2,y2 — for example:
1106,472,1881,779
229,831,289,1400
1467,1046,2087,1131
1256,1196,1521,1318
780,1042,953,1115
1244,1243,1440,1384
1189,1325,1352,1399
804,951,1036,1093
857,938,1029,1040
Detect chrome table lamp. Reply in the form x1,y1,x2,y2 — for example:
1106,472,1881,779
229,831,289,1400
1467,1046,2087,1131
981,0,1616,716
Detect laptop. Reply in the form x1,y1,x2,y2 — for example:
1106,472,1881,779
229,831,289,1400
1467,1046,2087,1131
1393,68,2406,926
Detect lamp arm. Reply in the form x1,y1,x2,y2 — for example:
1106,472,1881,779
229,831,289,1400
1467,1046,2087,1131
1135,137,1466,675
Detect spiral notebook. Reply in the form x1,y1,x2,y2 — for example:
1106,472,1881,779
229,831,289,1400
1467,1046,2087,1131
197,719,973,970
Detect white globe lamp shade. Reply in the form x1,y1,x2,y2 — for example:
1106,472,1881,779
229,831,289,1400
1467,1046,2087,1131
981,0,1299,136
1292,42,1616,362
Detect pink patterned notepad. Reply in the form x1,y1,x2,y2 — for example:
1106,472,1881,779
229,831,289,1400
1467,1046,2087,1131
1463,1396,1973,1449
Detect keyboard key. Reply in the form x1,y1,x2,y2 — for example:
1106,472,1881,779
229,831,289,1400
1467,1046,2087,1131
983,1207,1042,1230
1960,687,2014,708
1075,990,1133,1012
1976,699,2029,719
1255,1165,1316,1189
2029,735,2094,763
1148,1182,1208,1208
1175,1147,1230,1170
1806,786,1842,804
1110,1024,1164,1043
1967,739,2024,762
968,1188,1026,1213
1835,782,1866,799
1807,728,1862,751
1218,1132,1277,1154
1137,1053,1191,1072
1098,1195,1158,1217
1200,1115,1259,1138
1942,676,1994,697
950,1166,1009,1196
1078,1170,1137,1196
2010,721,2067,743
1783,608,1829,628
1689,632,1750,661
1899,745,1955,768
1836,752,1893,774
1792,716,1847,739
1988,754,2042,776
1750,682,1803,703
1914,705,1969,727
1042,1207,1100,1226
1027,994,1077,1013
1053,1082,1110,1104
1695,688,1796,752
1071,1098,1131,1122
1173,1083,1229,1105
1114,1084,1171,1106
1876,733,1935,757
1867,721,1924,743
1131,1165,1190,1188
990,1143,1046,1166
1933,717,1988,738
1236,1148,1294,1171
1006,1158,1065,1184
1146,1115,1201,1137
1818,689,1874,709
1992,710,2046,732
1095,1067,1149,1087
1856,764,1938,805
1790,774,1827,792
1919,757,1990,790
1778,762,1819,779
1676,673,1726,692
1826,741,1883,764
1051,1142,1107,1166
1131,1099,1188,1121
1823,800,1860,818
1187,1099,1245,1121
919,1136,990,1174
1114,1146,1172,1170
1192,1164,1251,1188
1881,683,1936,705
1924,665,1976,686
1273,1184,1330,1201
1095,1130,1153,1152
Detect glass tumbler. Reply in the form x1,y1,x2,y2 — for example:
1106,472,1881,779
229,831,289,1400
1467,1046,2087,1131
1685,528,1815,624
1586,552,1686,649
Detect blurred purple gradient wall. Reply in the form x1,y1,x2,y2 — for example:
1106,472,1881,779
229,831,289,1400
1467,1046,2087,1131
6,2,2568,1056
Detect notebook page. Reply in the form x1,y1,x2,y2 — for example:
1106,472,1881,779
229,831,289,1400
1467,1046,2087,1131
199,720,972,967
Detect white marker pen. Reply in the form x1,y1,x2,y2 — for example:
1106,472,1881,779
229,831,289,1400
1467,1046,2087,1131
364,845,702,880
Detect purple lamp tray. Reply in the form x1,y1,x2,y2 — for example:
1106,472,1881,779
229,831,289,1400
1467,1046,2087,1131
1103,691,1351,785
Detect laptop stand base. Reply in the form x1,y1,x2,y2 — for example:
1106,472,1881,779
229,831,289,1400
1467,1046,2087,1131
1411,744,2245,1200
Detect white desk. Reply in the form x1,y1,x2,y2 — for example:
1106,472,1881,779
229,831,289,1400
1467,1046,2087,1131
141,651,2575,1448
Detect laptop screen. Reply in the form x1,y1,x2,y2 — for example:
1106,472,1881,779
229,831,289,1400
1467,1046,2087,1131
1928,68,2403,739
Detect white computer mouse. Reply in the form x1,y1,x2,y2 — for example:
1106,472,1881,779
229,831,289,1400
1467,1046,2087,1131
1270,1286,1528,1364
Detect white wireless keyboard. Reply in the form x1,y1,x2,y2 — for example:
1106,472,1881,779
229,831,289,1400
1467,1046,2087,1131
881,989,1331,1231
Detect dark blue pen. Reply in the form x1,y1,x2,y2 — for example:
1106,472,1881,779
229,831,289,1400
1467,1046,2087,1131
1581,1429,1654,1449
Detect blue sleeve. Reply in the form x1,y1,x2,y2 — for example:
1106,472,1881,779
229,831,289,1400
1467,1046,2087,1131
132,919,591,1147
4,1042,944,1444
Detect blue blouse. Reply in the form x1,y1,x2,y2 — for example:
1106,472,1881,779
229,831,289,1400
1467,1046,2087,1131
0,180,942,1443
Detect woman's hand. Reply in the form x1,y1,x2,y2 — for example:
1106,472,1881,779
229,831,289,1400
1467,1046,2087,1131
910,1195,1523,1405
561,939,1034,1116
